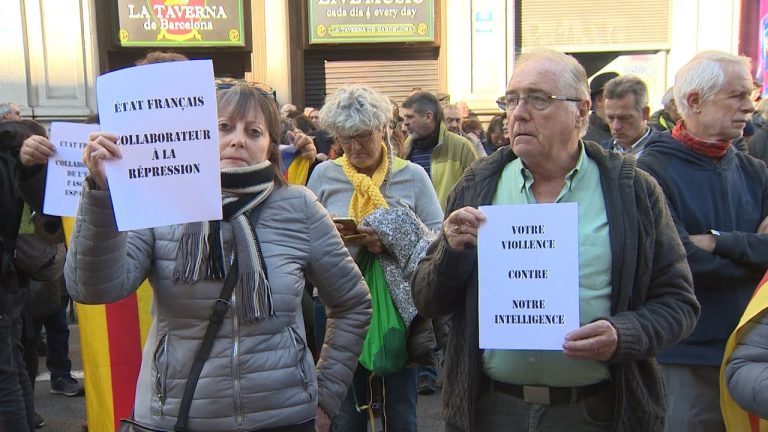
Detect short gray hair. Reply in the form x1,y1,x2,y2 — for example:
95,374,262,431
661,87,675,107
756,98,768,123
514,49,590,136
402,91,443,125
320,85,391,136
443,104,461,120
604,75,649,113
0,102,15,116
674,51,751,117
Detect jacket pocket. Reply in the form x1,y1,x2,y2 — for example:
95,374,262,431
150,333,169,417
288,326,317,403
406,314,437,366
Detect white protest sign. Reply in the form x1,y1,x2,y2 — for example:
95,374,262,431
96,60,222,231
477,203,579,350
43,122,100,217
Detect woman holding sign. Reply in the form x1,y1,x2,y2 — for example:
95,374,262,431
65,82,372,432
306,85,443,432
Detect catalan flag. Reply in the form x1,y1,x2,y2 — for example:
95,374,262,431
283,152,311,186
63,217,152,432
721,270,768,432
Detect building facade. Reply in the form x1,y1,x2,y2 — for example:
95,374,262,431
0,0,749,123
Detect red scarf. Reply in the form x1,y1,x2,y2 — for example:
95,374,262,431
672,121,731,159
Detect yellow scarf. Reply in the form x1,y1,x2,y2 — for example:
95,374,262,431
340,143,389,224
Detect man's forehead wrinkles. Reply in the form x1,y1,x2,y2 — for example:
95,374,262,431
507,86,549,94
508,75,559,94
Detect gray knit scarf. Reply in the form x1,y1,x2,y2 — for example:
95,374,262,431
173,161,276,323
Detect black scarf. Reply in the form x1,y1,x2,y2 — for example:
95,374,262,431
411,127,439,150
174,161,276,323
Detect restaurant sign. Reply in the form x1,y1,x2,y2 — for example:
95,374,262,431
115,0,245,47
308,0,435,44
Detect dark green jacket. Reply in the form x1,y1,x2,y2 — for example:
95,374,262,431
584,113,612,144
412,141,700,431
649,109,676,132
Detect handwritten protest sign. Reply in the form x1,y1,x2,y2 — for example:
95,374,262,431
44,122,101,217
477,203,579,350
96,60,221,231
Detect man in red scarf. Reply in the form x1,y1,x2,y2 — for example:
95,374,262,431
638,51,768,432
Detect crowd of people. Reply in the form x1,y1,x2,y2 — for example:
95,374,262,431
2,46,768,432
0,111,85,430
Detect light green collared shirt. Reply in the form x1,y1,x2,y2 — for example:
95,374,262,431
483,144,613,386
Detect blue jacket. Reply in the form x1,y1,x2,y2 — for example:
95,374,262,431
638,132,768,366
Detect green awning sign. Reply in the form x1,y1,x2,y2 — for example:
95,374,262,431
308,0,435,44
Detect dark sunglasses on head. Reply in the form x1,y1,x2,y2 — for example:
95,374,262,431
214,78,277,102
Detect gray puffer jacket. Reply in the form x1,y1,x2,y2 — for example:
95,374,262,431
65,183,372,432
726,308,768,419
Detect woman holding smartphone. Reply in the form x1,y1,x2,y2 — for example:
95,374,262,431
307,85,443,432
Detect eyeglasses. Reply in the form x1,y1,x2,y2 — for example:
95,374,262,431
336,131,376,146
496,93,582,112
214,78,277,102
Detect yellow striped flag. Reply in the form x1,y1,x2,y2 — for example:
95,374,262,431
63,217,152,432
285,155,311,186
721,270,768,432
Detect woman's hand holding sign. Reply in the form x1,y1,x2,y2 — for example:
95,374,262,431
84,132,122,190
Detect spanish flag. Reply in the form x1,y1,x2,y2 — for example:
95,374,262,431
63,217,152,432
721,271,768,432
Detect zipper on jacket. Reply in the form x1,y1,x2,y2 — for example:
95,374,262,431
288,326,311,401
152,333,169,417
232,287,244,427
715,168,732,229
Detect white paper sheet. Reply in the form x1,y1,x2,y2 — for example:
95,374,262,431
43,122,100,217
477,203,580,350
96,59,222,231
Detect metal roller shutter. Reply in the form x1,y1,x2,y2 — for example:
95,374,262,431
521,0,671,52
304,59,440,108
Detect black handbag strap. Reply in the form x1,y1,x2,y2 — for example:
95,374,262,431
173,201,267,431
174,257,239,431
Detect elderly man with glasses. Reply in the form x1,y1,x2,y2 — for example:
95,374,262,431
412,49,700,432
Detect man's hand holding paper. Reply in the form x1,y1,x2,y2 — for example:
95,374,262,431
563,319,618,361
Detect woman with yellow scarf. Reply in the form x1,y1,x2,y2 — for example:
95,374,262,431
307,85,443,432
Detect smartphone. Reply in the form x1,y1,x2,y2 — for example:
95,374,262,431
333,217,358,232
332,217,365,240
